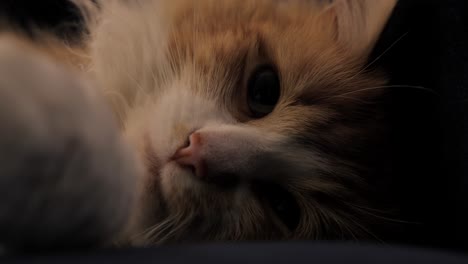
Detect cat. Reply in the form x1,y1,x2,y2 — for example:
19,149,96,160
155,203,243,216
0,0,398,251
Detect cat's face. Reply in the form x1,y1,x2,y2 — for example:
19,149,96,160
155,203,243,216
86,0,397,245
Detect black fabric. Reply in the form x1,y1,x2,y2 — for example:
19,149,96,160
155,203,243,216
2,243,468,264
371,0,468,250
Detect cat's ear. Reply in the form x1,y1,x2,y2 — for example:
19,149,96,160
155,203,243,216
324,0,397,57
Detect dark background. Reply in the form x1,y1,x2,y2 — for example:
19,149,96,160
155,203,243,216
371,0,468,251
1,0,468,252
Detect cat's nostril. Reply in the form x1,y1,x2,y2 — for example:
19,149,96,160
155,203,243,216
181,136,190,149
171,132,206,178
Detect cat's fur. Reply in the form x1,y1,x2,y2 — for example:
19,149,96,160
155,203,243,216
0,0,397,251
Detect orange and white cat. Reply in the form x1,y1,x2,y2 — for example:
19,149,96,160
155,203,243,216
0,0,397,251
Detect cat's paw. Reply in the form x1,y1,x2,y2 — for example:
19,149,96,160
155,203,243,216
0,35,140,252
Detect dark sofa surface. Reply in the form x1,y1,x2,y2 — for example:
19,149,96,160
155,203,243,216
1,243,468,264
1,0,468,261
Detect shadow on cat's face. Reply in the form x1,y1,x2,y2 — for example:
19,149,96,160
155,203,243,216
86,0,396,245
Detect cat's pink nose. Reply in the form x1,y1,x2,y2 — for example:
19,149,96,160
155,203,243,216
172,132,206,178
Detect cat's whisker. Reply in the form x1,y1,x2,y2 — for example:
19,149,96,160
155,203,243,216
326,211,360,241
314,205,360,241
341,222,359,242
154,218,191,244
313,206,331,237
344,202,420,225
316,85,438,103
347,216,386,244
146,225,173,243
350,32,409,80
150,68,159,89
143,211,195,245
134,215,177,244
145,217,177,239
125,72,149,99
330,95,375,104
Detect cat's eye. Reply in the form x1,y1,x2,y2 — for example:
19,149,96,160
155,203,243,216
252,181,301,231
247,66,281,118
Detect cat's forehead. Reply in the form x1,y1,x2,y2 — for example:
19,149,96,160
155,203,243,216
168,0,330,40
165,0,344,91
